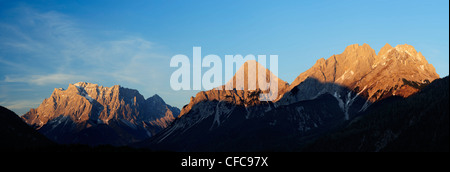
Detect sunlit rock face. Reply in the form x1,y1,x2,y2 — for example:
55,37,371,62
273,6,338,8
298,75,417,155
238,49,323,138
22,82,179,146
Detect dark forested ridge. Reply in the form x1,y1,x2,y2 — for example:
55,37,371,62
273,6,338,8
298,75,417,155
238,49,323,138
304,76,449,152
0,106,54,151
1,76,448,152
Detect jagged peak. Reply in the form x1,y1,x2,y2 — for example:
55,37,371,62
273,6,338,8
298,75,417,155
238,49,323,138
236,60,269,75
361,43,372,49
54,87,65,91
286,43,440,104
21,82,179,146
150,94,162,99
339,43,377,64
343,44,359,52
376,43,427,63
148,94,165,104
383,43,393,48
378,43,393,55
394,44,417,52
73,82,96,88
224,59,288,91
67,82,93,93
69,82,123,91
72,82,123,89
376,43,429,64
393,44,420,57
343,43,374,53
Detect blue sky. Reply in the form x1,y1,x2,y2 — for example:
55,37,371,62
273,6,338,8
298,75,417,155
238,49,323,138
0,0,449,115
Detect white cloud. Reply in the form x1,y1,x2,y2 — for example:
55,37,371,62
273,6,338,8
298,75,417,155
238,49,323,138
0,99,42,115
4,73,90,86
0,6,170,87
1,99,41,110
0,6,177,114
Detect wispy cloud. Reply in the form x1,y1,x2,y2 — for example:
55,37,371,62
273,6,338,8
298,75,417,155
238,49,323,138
0,99,43,115
0,6,174,114
4,73,90,86
0,6,170,86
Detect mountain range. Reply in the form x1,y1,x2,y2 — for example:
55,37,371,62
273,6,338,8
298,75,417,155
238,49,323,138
136,43,442,151
305,76,449,152
1,43,447,152
21,82,180,146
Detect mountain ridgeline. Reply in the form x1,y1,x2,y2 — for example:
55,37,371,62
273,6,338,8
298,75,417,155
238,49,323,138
0,106,54,150
136,43,444,151
21,82,180,146
304,76,449,152
5,43,446,151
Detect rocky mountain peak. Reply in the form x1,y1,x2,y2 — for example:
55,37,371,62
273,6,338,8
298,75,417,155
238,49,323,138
282,43,440,105
394,44,426,61
394,44,419,55
377,43,426,62
148,94,164,102
179,60,289,117
73,82,97,88
339,43,377,67
224,60,287,93
21,82,180,146
138,43,445,152
290,43,377,88
377,43,393,57
342,43,376,56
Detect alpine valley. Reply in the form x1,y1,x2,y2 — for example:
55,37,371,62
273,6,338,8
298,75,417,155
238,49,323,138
1,43,448,152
